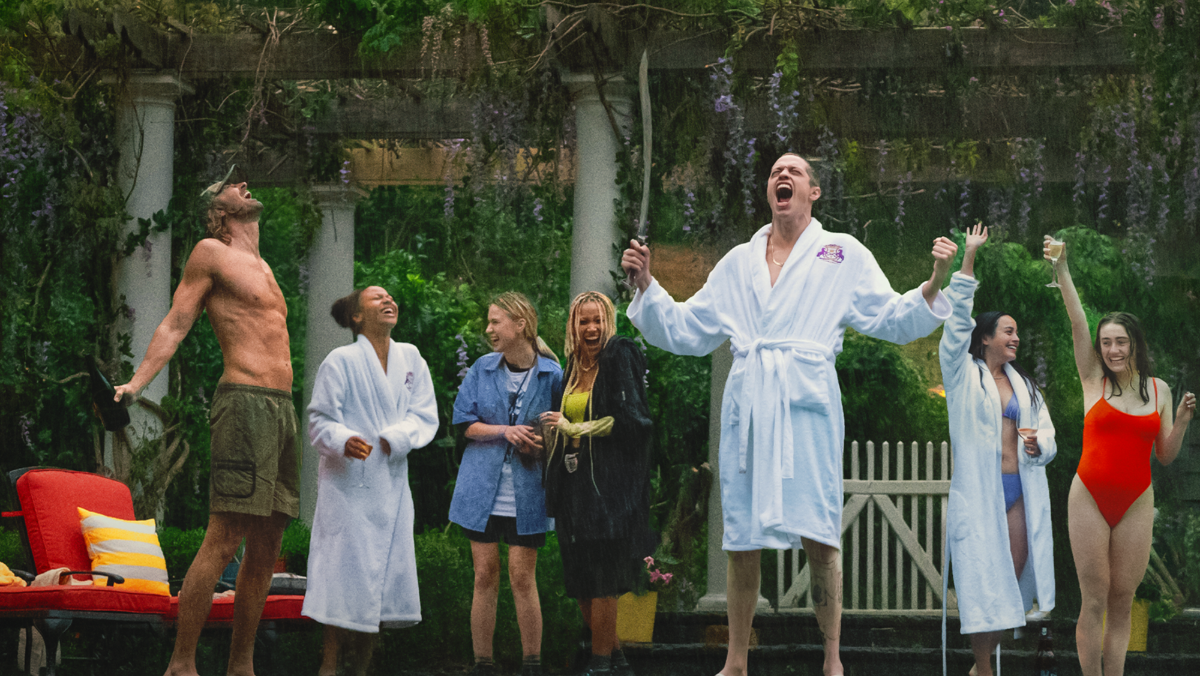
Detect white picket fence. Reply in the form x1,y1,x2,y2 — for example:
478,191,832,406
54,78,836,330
776,441,958,616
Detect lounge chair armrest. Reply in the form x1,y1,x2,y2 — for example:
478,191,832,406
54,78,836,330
56,570,126,586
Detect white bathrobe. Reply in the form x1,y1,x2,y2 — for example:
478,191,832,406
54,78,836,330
629,220,951,550
940,273,1055,634
303,335,439,632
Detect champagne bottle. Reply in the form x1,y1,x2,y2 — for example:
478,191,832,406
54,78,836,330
1035,625,1057,676
89,363,131,431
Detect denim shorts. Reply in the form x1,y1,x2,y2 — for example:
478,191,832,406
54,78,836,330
462,515,545,549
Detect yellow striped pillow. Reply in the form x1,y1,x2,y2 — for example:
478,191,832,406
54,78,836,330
77,507,169,596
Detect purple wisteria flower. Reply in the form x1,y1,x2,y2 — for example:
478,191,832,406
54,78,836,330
443,138,463,221
767,71,801,146
682,189,696,232
958,178,972,225
1185,114,1200,223
455,334,470,381
1072,150,1088,223
895,171,911,233
710,57,757,218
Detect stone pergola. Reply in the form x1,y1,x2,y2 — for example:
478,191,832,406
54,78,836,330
49,7,1152,613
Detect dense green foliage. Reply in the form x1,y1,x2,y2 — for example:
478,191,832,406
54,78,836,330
0,67,125,475
2,5,1200,672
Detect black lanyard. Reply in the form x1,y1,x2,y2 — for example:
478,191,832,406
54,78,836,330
504,363,534,461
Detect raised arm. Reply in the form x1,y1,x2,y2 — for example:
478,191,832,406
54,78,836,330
626,248,731,358
113,240,216,401
1154,381,1195,466
959,224,987,279
621,239,653,293
938,226,987,385
847,239,953,345
922,236,959,307
1045,236,1102,387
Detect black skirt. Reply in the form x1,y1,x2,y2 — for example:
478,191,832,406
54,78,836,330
557,530,647,600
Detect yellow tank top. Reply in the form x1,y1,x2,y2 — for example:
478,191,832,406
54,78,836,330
563,392,590,423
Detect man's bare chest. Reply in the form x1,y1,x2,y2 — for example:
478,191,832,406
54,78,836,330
212,258,285,313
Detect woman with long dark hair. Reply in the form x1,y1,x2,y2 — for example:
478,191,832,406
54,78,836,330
1047,237,1195,676
940,225,1056,676
305,286,439,676
449,292,562,676
541,291,654,675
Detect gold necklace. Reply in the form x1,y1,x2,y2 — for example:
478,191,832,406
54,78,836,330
578,358,597,373
768,233,786,267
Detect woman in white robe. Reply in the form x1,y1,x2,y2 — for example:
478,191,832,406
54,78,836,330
304,286,439,676
940,226,1055,676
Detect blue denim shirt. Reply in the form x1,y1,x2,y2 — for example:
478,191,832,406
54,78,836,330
448,352,563,535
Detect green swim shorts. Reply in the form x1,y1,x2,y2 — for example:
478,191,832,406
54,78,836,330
208,383,300,518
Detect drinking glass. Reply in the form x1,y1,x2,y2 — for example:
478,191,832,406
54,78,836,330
1046,238,1065,288
1017,405,1039,458
355,442,373,488
356,457,369,488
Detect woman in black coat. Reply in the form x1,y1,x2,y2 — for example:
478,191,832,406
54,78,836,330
541,291,654,675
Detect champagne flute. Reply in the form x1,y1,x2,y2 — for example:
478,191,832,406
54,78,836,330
1016,405,1039,458
1045,237,1065,288
355,440,373,489
356,456,369,488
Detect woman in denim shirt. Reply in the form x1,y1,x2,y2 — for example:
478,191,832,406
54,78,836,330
450,292,563,676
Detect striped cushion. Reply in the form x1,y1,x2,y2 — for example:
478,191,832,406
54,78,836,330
77,507,170,596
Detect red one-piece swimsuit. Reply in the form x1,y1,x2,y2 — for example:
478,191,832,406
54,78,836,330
1078,378,1160,528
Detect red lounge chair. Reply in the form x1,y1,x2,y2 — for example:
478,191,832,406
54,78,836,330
1,468,314,675
0,468,169,675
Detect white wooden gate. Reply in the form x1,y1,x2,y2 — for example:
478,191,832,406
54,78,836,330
776,441,957,615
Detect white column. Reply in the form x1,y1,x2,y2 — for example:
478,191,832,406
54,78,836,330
695,343,771,612
300,184,364,525
109,72,192,468
564,73,632,299
696,344,731,611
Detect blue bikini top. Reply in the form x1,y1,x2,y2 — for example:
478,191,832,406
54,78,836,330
1002,391,1020,421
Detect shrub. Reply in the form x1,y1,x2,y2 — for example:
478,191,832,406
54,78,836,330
279,519,311,574
375,527,583,670
158,526,206,581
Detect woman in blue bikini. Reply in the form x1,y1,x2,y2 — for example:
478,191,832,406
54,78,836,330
941,225,1057,676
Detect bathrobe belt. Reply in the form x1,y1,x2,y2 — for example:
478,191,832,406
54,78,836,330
730,338,835,481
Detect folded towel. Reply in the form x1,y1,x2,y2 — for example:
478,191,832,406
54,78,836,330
17,567,72,672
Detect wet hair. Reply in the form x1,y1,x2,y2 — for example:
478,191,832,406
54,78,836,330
968,311,1040,405
1094,312,1152,404
776,152,820,189
563,291,617,395
491,292,558,361
204,187,262,244
206,202,232,244
331,288,368,337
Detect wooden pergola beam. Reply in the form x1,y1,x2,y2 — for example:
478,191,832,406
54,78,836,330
310,91,1091,142
176,27,1134,79
642,27,1134,75
40,19,1134,81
